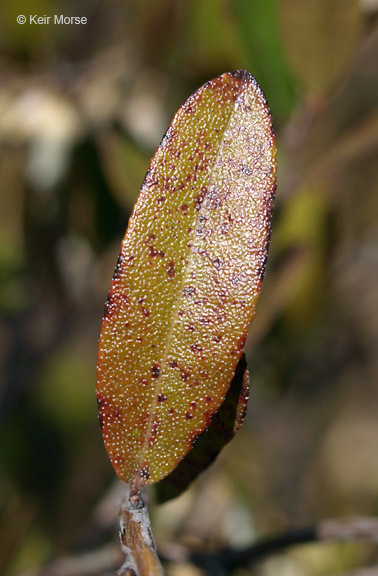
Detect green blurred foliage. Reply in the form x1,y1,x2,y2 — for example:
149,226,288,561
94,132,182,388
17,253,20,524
0,0,378,575
278,0,362,100
234,0,297,119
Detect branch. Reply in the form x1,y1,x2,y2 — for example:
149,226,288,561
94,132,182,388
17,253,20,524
17,516,378,576
118,493,165,576
319,517,378,542
188,516,378,572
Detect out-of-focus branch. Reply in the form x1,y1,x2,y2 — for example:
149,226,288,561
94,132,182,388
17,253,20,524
183,526,316,573
319,517,378,542
17,516,378,576
187,516,378,571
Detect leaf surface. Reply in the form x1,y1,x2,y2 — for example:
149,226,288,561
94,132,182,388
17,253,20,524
97,70,276,490
155,353,250,503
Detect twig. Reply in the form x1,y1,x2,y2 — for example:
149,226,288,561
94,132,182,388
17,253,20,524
319,517,378,543
118,492,165,576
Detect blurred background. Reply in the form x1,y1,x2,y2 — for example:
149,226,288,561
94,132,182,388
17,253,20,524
1,1,378,575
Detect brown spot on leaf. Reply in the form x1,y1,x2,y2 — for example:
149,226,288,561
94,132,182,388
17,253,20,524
212,257,223,270
148,418,160,447
185,412,194,419
194,195,204,210
157,394,167,402
190,381,200,388
141,307,150,318
103,293,114,317
148,245,158,257
142,170,158,189
98,395,122,426
183,286,196,297
151,364,161,378
182,99,196,114
167,261,175,278
139,465,150,481
190,344,203,354
169,360,178,368
113,254,123,280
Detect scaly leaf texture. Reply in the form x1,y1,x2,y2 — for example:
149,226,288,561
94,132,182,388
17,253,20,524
155,353,250,504
97,70,276,489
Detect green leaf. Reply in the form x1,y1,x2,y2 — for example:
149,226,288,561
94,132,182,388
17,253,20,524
97,70,276,491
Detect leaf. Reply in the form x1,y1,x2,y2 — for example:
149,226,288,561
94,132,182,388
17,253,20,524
155,352,250,504
97,70,276,491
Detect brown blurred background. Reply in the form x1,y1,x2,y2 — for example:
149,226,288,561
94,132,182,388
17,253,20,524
1,1,378,575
